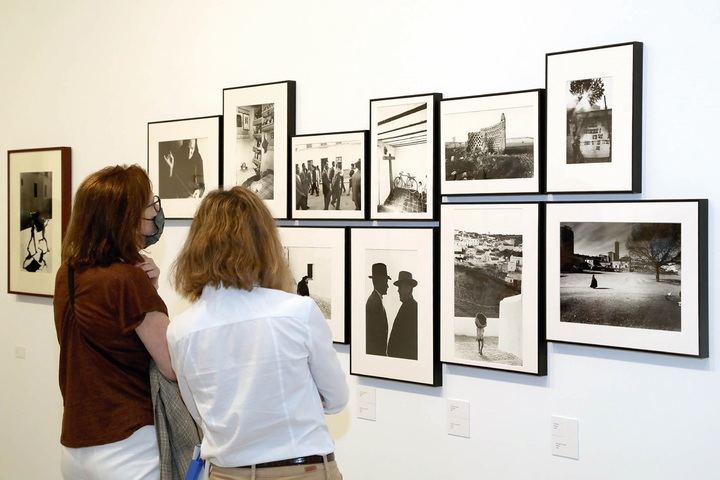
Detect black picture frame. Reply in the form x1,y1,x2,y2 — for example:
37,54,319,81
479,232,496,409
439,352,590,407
147,115,222,219
289,130,369,220
369,93,442,221
222,80,296,219
277,225,350,344
440,89,546,196
545,199,708,358
439,202,547,376
349,226,442,387
545,42,643,194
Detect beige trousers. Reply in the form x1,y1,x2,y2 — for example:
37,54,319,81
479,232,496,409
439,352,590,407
210,459,342,480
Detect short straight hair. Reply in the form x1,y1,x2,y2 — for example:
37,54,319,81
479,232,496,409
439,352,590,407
62,165,151,267
172,186,293,301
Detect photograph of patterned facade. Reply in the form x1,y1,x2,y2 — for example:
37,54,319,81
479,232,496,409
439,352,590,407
445,111,534,181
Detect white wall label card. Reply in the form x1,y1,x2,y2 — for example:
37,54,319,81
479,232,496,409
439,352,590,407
357,386,377,421
447,399,470,438
551,415,579,459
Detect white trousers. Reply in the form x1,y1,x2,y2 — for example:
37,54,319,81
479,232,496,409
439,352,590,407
61,425,160,480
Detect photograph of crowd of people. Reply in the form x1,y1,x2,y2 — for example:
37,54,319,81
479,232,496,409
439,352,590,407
291,131,365,219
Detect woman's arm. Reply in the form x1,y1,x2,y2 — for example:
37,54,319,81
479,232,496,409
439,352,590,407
306,301,348,414
136,311,176,381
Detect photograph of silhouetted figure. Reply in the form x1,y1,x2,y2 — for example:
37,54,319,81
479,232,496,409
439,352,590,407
297,275,310,296
366,263,390,356
387,271,418,360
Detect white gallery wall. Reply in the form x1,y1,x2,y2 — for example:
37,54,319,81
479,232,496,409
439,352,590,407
1,1,718,478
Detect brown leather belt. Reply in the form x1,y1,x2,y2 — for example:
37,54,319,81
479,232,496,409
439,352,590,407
242,453,335,469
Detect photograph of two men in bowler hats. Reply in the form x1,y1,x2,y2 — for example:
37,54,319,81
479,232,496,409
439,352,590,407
350,227,440,386
366,262,418,360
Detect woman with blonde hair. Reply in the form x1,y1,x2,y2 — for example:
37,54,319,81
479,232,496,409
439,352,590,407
53,165,174,479
168,186,348,480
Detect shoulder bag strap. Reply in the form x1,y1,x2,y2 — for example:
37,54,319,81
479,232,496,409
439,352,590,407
67,265,75,311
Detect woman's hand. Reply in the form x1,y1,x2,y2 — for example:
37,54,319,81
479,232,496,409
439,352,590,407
137,254,160,289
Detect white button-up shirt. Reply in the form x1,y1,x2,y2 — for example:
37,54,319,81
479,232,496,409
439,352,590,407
166,286,348,467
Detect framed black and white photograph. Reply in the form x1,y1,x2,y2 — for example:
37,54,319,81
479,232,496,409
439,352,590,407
546,42,642,193
290,130,368,220
440,203,546,375
441,90,544,195
8,147,71,297
369,93,440,220
147,115,221,219
350,227,441,386
278,227,349,344
223,81,296,218
546,200,708,357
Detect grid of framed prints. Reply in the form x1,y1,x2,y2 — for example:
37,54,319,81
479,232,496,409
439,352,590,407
545,42,643,193
290,130,368,219
545,200,708,357
7,147,71,297
223,81,296,219
278,226,349,344
369,93,441,220
350,227,441,386
440,203,546,375
127,38,710,388
147,115,222,219
440,90,544,196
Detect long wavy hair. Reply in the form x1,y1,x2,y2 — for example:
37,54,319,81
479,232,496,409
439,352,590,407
172,186,293,301
62,165,151,267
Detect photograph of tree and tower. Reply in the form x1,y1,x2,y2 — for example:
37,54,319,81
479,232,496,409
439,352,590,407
560,222,682,331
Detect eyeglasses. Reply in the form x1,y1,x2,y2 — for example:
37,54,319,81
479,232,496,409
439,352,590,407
147,195,162,213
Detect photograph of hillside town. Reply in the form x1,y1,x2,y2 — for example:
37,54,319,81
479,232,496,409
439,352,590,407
453,229,524,365
560,221,682,331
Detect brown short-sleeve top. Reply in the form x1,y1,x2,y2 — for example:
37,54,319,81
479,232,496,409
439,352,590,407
53,262,168,448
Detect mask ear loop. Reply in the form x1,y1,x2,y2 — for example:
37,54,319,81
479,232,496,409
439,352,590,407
142,214,160,236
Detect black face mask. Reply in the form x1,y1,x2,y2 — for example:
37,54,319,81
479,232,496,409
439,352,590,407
143,207,165,248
